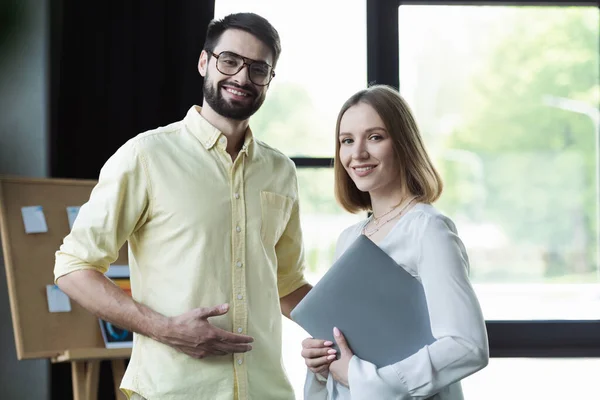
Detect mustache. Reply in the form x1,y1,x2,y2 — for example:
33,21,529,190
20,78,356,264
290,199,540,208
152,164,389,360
219,81,258,97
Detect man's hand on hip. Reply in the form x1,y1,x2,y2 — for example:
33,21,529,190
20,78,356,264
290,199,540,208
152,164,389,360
159,303,254,359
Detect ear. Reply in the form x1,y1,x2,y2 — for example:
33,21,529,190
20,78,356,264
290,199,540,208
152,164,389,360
198,50,208,77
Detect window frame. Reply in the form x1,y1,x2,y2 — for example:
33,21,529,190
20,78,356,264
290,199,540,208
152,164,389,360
279,0,600,359
362,0,600,358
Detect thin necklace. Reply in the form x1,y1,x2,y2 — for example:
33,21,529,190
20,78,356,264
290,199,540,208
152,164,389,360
371,199,404,225
363,196,417,237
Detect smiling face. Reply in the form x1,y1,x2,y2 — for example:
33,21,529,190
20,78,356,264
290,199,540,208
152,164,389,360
338,102,402,196
198,29,273,121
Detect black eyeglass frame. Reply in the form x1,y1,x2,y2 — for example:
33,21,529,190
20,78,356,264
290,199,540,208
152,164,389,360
209,50,276,86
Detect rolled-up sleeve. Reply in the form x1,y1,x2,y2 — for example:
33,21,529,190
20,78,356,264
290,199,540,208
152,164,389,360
54,139,151,282
275,195,309,298
275,168,308,297
347,215,489,399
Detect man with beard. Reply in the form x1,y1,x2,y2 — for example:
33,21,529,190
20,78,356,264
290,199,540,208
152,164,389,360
54,12,312,400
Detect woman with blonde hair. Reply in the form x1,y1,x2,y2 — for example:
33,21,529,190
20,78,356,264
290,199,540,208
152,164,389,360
301,85,489,399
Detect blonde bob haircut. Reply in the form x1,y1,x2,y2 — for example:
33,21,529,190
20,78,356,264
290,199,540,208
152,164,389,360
334,84,443,214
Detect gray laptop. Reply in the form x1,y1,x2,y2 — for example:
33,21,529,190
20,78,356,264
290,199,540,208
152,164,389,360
291,234,435,368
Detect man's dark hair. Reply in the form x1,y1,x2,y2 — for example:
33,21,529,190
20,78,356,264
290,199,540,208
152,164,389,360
204,12,281,67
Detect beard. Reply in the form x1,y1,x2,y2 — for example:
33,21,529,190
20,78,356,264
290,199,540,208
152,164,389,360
203,74,266,121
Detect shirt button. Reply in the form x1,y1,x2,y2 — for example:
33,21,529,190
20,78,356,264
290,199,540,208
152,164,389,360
237,294,243,300
234,193,240,199
237,358,243,365
236,226,241,232
237,327,243,333
236,261,243,268
219,136,226,145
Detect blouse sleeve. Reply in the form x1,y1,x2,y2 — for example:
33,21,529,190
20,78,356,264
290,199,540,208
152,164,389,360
347,214,489,399
304,371,329,400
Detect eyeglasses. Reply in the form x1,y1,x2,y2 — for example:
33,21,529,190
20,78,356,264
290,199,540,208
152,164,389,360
209,51,275,86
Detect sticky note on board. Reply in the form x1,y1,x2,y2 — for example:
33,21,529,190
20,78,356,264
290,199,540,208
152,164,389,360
66,206,81,230
46,285,72,312
106,264,130,279
21,206,48,234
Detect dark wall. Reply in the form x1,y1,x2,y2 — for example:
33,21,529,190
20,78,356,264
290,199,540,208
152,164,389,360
0,0,49,177
0,0,51,399
0,1,214,399
50,0,215,180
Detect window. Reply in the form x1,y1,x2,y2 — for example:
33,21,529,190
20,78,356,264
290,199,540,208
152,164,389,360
398,4,600,321
462,358,600,398
214,1,600,396
215,0,367,157
296,168,365,280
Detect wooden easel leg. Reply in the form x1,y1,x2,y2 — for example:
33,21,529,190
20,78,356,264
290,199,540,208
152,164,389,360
111,359,127,400
71,360,100,400
71,361,85,400
85,361,100,400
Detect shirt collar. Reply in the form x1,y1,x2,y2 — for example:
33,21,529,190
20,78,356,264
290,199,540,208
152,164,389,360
239,127,254,156
184,105,254,154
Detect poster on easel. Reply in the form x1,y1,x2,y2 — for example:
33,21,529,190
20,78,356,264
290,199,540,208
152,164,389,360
99,319,133,349
99,264,133,348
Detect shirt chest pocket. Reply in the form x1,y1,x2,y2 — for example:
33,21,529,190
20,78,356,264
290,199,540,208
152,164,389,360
260,191,294,247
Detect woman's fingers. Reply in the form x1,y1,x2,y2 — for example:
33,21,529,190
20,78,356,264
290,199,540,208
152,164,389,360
301,337,336,373
302,338,334,348
301,346,336,359
305,354,337,369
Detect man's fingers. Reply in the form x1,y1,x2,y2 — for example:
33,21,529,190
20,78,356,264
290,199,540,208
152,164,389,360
301,347,336,359
302,337,334,349
212,341,253,354
210,328,254,353
333,327,352,355
180,347,228,359
197,303,230,319
213,327,254,344
196,349,228,358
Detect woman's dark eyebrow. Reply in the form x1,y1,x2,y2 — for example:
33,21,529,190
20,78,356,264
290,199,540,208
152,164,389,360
365,127,387,133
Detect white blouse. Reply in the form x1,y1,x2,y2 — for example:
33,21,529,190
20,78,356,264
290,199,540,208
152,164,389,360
304,203,489,400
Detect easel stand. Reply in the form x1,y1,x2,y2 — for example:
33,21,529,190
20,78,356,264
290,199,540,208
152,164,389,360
52,348,131,400
0,177,132,400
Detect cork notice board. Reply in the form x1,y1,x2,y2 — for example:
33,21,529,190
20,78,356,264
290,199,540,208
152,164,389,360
0,176,128,360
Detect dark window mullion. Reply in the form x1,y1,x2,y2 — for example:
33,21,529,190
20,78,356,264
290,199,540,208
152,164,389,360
291,158,333,168
488,320,600,357
373,0,600,358
367,0,400,89
397,1,599,6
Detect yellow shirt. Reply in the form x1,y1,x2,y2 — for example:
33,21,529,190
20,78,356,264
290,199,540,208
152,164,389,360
54,106,308,400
